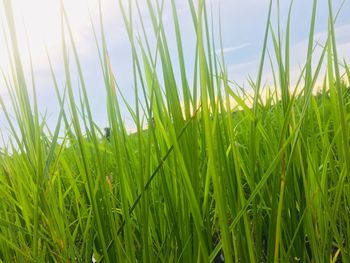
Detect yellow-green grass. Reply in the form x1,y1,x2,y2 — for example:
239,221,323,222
0,0,349,262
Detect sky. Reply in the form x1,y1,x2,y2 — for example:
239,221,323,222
0,0,350,138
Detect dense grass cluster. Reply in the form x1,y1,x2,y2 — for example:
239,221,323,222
1,0,350,262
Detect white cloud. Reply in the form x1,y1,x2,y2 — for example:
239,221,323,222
215,42,251,55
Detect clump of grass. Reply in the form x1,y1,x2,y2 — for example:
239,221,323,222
0,0,350,262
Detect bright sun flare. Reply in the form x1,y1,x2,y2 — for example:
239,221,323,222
0,0,107,73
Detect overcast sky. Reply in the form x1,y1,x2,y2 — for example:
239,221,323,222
0,0,350,136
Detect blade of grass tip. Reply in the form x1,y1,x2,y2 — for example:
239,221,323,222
187,0,200,110
187,0,198,31
170,0,191,120
46,51,73,138
42,89,66,183
23,24,40,149
150,0,185,130
135,0,164,124
91,3,106,80
305,0,318,97
267,49,279,105
202,3,216,109
120,0,162,130
134,5,163,121
249,0,272,181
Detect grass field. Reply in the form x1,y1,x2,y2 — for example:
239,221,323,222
0,0,350,262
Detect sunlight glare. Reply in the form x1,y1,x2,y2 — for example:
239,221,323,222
0,0,110,74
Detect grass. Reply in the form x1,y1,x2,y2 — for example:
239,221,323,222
0,0,350,262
